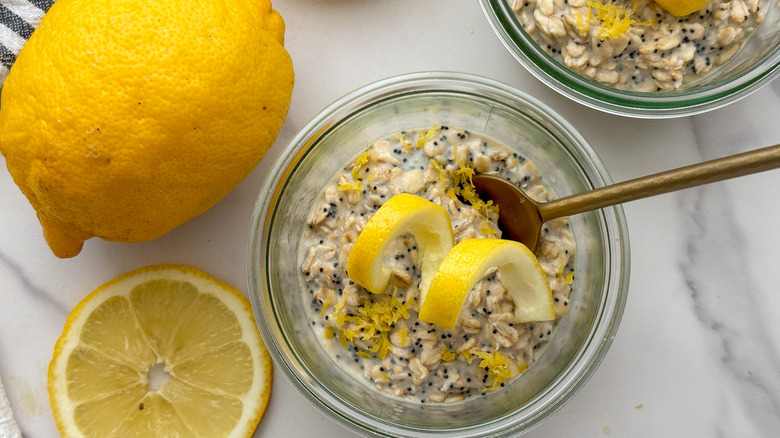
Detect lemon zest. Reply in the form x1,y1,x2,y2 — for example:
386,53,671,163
369,333,390,359
451,157,499,221
338,329,348,349
343,328,357,342
472,350,513,389
324,325,335,340
368,336,382,352
577,6,593,35
517,362,528,373
356,351,371,359
363,325,377,340
416,126,441,149
320,294,332,316
430,159,448,186
351,149,371,180
581,1,654,40
480,220,498,236
577,11,588,34
396,132,414,151
339,294,414,360
441,346,456,362
405,296,415,311
337,181,362,192
333,293,349,326
453,158,475,180
565,270,575,285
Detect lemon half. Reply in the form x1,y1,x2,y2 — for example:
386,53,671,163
346,193,454,296
418,238,555,328
48,264,272,437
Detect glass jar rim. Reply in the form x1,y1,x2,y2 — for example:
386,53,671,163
247,71,631,437
478,0,780,118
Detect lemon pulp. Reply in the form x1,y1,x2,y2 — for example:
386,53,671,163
48,265,272,438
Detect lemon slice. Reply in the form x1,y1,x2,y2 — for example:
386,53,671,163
48,265,272,438
418,238,555,328
347,193,454,295
653,0,708,17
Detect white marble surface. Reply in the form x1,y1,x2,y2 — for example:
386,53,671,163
2,0,779,437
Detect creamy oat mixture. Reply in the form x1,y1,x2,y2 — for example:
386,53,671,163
513,0,768,91
299,127,575,403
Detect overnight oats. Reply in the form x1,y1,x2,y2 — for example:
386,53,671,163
298,126,575,403
512,0,769,91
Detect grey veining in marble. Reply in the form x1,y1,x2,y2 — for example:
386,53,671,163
679,183,780,436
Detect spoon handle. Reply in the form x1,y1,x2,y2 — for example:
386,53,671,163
539,144,780,221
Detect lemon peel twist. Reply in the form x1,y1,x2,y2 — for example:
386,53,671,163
346,193,455,297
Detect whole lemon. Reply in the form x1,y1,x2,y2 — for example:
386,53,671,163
0,0,294,258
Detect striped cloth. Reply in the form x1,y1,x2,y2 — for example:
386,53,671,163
0,0,54,84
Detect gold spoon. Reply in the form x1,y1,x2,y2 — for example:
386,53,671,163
472,144,780,251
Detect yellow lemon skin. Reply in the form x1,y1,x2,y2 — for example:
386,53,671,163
48,264,273,438
653,0,709,17
346,193,454,295
419,238,555,329
0,0,294,258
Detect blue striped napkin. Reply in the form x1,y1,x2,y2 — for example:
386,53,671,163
0,0,54,85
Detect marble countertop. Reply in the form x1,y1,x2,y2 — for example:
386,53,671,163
2,1,779,437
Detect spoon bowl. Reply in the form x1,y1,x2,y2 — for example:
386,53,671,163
472,175,546,251
473,144,780,251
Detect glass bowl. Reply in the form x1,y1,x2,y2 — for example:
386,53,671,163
479,0,780,118
247,72,630,437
